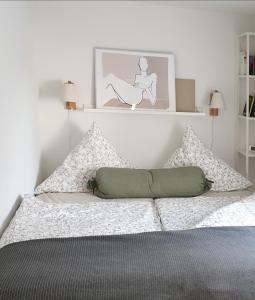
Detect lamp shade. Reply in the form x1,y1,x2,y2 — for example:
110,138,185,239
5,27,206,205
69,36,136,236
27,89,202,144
63,81,78,102
210,91,224,109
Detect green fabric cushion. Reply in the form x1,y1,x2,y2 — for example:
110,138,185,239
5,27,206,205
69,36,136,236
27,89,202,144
89,167,212,199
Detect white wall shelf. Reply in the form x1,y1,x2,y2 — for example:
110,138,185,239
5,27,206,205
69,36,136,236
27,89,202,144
239,75,255,79
75,108,206,116
239,32,255,38
238,115,255,121
239,150,255,158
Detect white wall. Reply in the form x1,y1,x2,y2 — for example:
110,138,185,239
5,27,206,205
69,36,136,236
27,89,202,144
0,2,40,233
31,1,255,180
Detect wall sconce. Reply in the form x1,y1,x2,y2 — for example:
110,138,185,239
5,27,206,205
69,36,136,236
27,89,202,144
63,81,78,110
209,90,224,116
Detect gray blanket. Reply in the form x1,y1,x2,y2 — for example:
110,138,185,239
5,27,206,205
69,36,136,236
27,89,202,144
0,227,255,300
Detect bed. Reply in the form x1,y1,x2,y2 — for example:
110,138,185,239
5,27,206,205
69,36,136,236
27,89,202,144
1,190,255,299
1,124,255,299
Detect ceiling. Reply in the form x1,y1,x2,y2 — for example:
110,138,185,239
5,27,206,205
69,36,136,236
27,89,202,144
145,1,255,16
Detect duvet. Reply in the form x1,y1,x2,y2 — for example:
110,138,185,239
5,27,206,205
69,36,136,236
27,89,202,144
0,196,161,249
1,192,255,249
1,228,255,299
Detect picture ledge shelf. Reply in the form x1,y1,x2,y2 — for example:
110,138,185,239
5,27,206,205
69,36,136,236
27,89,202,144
73,108,206,116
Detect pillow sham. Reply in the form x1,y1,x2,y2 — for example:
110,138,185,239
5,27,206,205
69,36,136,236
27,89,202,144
35,123,132,194
164,126,252,191
90,166,212,199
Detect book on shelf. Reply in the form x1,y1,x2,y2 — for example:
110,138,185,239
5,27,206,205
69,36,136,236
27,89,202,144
253,55,255,75
248,55,255,75
243,95,255,117
251,98,255,117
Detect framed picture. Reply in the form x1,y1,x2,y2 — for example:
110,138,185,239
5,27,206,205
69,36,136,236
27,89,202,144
95,48,176,111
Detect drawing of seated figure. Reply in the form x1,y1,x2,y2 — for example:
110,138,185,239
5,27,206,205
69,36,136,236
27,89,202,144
104,57,157,109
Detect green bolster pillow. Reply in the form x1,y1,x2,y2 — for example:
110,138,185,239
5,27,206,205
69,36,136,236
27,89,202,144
88,167,212,199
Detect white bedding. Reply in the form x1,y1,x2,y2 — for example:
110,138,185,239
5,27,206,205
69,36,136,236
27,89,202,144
1,190,254,249
0,195,161,249
36,192,108,204
155,190,252,231
196,194,255,228
36,190,252,204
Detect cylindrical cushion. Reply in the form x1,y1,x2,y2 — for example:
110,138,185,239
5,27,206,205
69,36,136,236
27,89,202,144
91,167,212,199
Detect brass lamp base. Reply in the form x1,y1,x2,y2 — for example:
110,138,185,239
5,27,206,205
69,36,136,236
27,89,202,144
209,108,219,116
65,101,76,110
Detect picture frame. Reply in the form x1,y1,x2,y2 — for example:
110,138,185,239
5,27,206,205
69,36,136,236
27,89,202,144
95,48,176,111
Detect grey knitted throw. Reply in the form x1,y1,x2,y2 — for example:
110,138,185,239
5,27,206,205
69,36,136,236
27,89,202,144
1,227,255,299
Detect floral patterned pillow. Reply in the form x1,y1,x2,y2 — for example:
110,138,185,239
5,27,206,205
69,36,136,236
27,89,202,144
35,123,132,194
164,126,252,191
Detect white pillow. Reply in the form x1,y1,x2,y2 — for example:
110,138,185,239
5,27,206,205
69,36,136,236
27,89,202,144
35,123,132,194
164,126,252,191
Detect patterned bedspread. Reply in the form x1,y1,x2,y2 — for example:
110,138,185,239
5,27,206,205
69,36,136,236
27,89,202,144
0,195,161,248
1,191,254,249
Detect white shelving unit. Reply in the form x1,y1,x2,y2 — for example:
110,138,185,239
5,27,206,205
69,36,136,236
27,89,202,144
238,32,255,180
